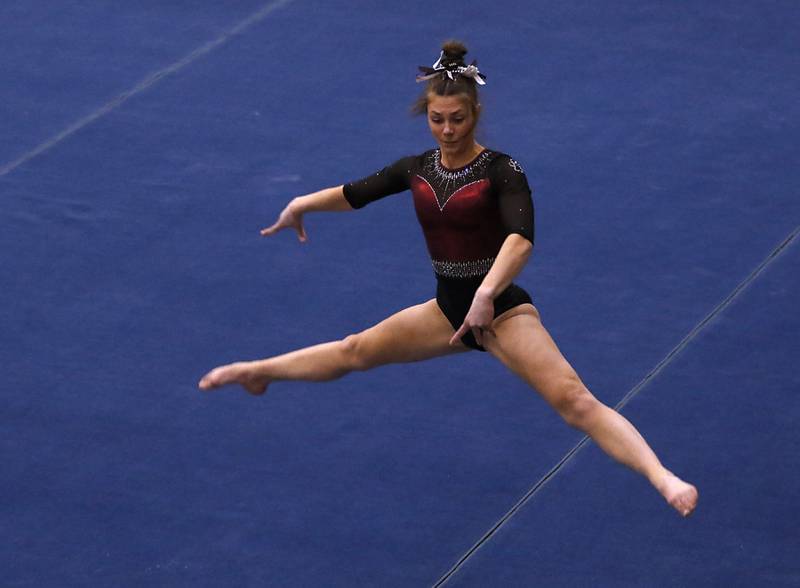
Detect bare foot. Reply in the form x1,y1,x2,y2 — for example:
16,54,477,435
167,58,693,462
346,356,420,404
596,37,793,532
655,470,698,517
198,362,270,395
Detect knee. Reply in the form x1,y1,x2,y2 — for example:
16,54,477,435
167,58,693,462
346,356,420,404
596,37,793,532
340,333,373,372
552,374,601,431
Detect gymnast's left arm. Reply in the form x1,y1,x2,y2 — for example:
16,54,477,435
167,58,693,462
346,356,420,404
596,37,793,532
475,233,533,301
448,234,533,346
449,157,534,347
478,154,535,299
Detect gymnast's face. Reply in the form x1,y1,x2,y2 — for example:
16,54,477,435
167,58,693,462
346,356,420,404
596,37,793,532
426,94,478,156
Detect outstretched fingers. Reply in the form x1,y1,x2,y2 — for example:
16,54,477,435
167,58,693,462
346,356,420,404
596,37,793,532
260,222,280,237
198,362,269,395
260,220,307,242
260,205,307,242
450,292,496,346
449,321,496,346
296,221,307,242
449,323,470,346
472,325,496,347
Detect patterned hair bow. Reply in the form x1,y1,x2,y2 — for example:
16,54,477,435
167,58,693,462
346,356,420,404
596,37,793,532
416,51,487,85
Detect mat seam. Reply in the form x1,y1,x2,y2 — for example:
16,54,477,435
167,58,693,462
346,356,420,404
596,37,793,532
432,223,800,587
0,0,295,178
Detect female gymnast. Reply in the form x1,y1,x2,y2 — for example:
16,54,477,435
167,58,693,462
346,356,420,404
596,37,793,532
199,41,698,517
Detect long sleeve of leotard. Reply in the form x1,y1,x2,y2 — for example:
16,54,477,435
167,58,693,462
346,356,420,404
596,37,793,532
488,155,535,245
342,156,416,209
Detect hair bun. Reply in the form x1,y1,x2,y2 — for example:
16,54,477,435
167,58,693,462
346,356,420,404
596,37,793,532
441,39,468,66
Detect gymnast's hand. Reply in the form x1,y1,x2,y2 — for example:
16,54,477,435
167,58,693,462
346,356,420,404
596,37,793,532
450,290,496,347
260,201,307,242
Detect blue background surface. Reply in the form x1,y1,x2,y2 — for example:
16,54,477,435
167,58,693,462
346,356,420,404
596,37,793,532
2,1,798,585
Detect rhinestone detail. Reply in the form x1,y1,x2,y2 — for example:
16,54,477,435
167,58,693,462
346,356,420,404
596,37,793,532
508,158,524,173
422,149,495,209
432,257,495,278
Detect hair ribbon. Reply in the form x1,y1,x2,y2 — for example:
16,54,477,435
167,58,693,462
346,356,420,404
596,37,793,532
416,51,487,85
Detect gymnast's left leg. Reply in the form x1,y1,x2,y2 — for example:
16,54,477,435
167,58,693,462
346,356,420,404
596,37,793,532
483,304,698,517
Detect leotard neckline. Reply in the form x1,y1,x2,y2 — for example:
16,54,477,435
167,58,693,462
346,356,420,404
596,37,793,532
435,147,489,173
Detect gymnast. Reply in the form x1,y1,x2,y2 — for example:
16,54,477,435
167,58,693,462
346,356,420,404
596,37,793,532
199,40,698,517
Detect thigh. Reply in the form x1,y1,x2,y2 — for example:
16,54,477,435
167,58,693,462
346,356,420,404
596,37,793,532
352,298,470,366
484,305,585,406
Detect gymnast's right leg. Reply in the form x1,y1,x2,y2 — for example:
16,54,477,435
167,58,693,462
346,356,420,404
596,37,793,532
198,299,467,395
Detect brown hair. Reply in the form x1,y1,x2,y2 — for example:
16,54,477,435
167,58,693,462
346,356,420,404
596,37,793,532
412,40,481,119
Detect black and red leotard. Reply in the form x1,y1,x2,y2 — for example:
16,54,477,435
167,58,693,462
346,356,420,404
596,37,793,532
343,148,534,350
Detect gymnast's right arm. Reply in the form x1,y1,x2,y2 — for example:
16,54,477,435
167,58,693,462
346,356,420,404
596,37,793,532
260,186,350,242
260,157,413,242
